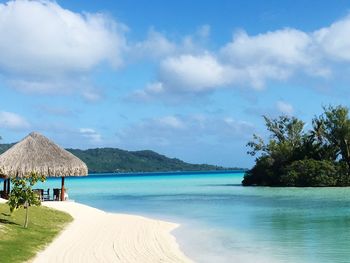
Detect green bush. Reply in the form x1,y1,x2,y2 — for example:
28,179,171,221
8,172,46,228
242,155,276,186
244,105,350,187
281,159,338,186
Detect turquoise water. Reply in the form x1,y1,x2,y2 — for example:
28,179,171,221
12,172,350,262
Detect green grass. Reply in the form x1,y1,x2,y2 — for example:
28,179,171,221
0,203,73,263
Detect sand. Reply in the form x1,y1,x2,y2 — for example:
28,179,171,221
33,201,193,263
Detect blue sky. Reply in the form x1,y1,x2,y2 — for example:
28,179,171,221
1,0,350,168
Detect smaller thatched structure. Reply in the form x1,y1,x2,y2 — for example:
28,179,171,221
0,132,88,200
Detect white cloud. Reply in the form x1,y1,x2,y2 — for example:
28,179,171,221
6,78,75,94
134,16,350,100
132,29,176,59
0,111,30,129
116,115,254,148
314,15,350,62
130,25,211,62
115,115,254,167
0,0,127,94
79,128,102,143
158,116,185,129
196,25,211,39
5,1,350,102
128,82,165,102
276,101,294,115
37,105,73,116
159,53,236,92
221,29,311,66
132,29,316,98
81,89,103,102
245,101,295,117
219,28,319,88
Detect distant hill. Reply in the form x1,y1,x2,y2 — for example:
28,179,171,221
0,143,13,154
0,144,242,173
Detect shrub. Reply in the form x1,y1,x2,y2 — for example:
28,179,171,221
8,172,46,228
281,159,338,186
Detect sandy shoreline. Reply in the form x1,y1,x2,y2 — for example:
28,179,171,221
30,201,193,263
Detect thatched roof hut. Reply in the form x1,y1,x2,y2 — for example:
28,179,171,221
0,132,87,178
0,132,88,200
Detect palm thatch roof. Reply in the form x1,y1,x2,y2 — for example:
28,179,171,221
0,132,88,178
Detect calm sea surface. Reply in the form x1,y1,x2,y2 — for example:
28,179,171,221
13,172,350,262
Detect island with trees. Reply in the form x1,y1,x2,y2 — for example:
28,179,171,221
0,144,240,173
243,105,350,186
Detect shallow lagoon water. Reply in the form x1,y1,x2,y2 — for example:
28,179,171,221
19,172,350,262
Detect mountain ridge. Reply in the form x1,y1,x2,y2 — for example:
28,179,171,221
0,144,243,173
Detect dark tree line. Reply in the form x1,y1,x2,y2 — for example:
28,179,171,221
243,105,350,186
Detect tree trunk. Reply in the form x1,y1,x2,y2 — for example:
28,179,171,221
7,179,10,196
61,177,65,201
24,202,29,228
3,180,6,197
343,140,350,175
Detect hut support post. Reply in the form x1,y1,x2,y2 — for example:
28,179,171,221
7,179,10,195
3,179,6,194
61,177,65,201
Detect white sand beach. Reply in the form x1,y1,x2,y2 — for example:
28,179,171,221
33,201,193,263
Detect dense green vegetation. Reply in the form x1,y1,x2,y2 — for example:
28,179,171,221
243,105,350,186
0,145,234,173
0,143,13,153
0,204,72,263
67,148,229,173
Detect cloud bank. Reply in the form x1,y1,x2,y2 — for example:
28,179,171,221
3,1,350,101
0,0,127,94
116,115,254,148
0,111,30,130
133,15,350,100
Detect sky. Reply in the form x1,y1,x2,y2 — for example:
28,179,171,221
1,0,350,168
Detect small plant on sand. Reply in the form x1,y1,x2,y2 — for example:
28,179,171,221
7,172,46,228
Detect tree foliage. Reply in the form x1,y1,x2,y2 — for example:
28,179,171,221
316,106,350,172
243,105,350,186
0,146,236,173
7,172,46,228
282,159,338,187
66,148,230,173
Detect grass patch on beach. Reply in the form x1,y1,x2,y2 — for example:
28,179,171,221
0,203,72,263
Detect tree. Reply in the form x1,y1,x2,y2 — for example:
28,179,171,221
244,115,307,186
316,105,350,174
247,115,305,156
7,172,46,228
244,106,350,186
281,159,337,186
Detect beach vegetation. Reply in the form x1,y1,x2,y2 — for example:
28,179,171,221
243,105,350,186
0,203,72,263
7,172,46,228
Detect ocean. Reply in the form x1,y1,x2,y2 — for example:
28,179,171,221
13,171,350,262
